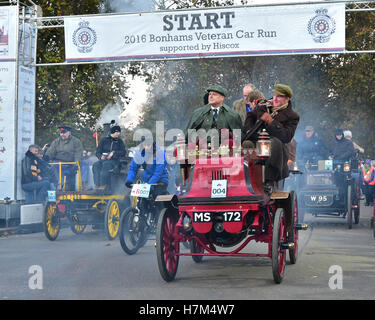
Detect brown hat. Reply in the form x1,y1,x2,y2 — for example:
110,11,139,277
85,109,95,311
273,84,293,98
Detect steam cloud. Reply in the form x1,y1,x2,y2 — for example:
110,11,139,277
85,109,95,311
95,103,123,130
106,0,155,13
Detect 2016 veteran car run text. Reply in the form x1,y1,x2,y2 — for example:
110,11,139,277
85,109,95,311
123,11,277,54
124,29,277,53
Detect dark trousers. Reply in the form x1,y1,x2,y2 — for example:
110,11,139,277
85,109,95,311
139,183,168,219
361,184,375,205
92,159,119,187
22,180,50,204
265,137,289,183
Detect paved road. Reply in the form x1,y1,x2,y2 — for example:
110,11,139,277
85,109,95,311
0,202,374,300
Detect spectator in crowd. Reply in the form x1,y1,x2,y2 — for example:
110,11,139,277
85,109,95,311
93,125,126,191
343,130,364,154
297,126,328,163
360,160,375,206
329,128,355,161
45,125,83,191
233,83,256,125
36,147,57,189
21,144,51,204
246,89,264,111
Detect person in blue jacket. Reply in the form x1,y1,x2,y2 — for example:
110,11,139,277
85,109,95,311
125,141,169,198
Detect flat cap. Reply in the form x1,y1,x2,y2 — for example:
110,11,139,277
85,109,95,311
207,85,227,97
273,84,293,98
305,126,314,131
59,125,72,133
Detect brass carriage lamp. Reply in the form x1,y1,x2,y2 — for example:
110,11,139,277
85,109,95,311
256,129,271,158
343,161,351,172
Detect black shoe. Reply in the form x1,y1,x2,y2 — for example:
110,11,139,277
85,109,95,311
263,181,273,194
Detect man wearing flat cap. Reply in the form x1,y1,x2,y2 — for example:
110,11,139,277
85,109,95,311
45,125,83,191
297,125,328,162
93,125,126,191
185,84,243,144
243,84,300,191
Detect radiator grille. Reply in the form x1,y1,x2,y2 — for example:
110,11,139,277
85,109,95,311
211,170,228,181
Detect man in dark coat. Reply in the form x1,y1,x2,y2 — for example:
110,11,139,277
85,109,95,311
21,145,51,204
297,126,328,163
329,128,356,201
185,84,243,145
93,125,126,191
329,128,355,161
243,84,300,190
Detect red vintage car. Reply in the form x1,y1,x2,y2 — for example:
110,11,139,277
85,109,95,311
155,134,307,284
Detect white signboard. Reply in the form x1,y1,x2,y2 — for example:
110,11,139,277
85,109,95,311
0,6,18,200
16,64,36,199
65,3,345,63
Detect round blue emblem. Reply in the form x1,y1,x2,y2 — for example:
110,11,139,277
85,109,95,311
308,9,336,43
72,20,97,53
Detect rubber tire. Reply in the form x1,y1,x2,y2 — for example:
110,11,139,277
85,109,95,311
354,182,360,225
70,213,86,235
190,237,204,263
288,191,298,265
156,208,179,282
119,207,144,255
105,199,121,240
43,202,60,241
272,208,287,284
347,184,353,230
297,195,305,223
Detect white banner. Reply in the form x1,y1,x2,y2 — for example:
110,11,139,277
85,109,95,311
16,65,36,200
0,6,18,200
16,16,37,200
65,3,345,63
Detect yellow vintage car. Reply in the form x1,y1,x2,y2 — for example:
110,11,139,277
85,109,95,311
43,161,130,241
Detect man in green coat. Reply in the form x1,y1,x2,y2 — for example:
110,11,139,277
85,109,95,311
45,125,83,191
185,85,243,145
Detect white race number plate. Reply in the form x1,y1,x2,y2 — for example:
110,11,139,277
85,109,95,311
131,184,151,198
211,179,227,198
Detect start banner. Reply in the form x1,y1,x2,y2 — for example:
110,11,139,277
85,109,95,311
64,3,345,63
